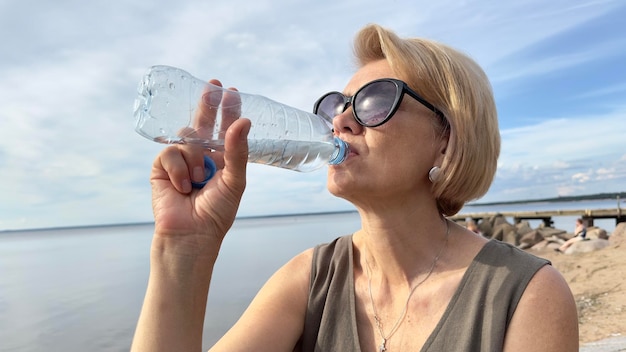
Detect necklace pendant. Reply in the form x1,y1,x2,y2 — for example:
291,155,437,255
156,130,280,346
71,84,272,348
379,338,387,352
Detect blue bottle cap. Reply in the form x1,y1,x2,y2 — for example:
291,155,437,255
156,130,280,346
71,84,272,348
191,155,217,189
329,137,349,165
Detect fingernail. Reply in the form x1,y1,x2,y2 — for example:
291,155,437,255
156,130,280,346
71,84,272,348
193,166,204,182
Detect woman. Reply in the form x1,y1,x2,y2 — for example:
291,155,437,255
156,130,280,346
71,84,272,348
558,218,587,253
132,24,578,351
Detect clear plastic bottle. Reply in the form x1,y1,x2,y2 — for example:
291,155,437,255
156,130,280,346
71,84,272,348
133,65,348,176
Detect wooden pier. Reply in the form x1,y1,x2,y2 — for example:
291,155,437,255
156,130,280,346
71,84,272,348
450,207,625,228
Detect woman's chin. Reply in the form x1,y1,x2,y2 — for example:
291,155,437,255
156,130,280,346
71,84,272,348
326,174,361,201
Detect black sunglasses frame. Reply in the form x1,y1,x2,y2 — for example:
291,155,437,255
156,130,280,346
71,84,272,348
313,78,445,128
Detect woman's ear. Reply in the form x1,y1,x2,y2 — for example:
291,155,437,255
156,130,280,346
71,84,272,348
434,134,448,166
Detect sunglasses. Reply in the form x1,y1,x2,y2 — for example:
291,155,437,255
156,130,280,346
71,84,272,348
313,78,445,127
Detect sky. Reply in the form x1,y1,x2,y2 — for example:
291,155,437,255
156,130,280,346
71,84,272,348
1,0,625,230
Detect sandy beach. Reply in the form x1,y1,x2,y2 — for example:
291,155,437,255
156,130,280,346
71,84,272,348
531,234,626,346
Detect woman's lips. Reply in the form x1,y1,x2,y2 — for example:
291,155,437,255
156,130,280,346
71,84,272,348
349,143,360,155
344,144,359,161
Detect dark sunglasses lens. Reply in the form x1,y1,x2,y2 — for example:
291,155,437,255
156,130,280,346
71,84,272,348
354,80,398,126
316,93,346,122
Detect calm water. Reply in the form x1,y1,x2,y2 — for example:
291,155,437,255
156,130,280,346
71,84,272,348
0,199,621,351
0,212,360,352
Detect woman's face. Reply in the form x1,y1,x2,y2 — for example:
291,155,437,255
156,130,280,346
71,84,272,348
326,59,447,207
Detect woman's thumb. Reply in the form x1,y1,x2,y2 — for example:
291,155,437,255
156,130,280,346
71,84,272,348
222,118,251,191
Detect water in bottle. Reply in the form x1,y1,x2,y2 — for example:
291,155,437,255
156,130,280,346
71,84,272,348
133,65,349,174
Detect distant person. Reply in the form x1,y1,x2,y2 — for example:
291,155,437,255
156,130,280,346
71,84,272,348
132,24,579,351
466,218,482,235
557,218,588,253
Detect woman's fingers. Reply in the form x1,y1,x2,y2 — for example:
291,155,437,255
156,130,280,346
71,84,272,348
179,79,243,185
220,87,241,140
221,118,251,195
169,127,208,186
193,79,223,138
153,117,250,196
153,146,195,193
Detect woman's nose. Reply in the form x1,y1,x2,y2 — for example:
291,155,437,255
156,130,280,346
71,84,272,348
332,107,363,136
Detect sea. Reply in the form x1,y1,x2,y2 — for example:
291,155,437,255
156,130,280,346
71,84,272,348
0,198,622,352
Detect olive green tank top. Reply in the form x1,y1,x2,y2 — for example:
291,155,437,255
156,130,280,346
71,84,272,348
297,236,549,351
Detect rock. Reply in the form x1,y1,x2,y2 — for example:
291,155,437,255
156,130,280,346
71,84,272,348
610,222,626,245
520,230,544,248
586,227,609,240
564,239,610,255
492,222,516,242
537,227,567,239
545,235,564,243
529,239,549,251
477,220,493,238
492,214,509,228
502,230,519,246
515,220,534,236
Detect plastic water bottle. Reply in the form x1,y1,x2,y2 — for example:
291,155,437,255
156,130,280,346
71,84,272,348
133,65,349,180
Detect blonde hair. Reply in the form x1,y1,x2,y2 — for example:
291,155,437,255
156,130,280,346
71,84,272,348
353,24,500,216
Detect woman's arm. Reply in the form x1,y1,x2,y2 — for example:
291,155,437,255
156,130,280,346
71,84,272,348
131,235,220,351
503,265,579,351
209,249,313,351
131,117,251,351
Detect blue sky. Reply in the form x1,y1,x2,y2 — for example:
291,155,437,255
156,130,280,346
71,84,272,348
1,0,624,230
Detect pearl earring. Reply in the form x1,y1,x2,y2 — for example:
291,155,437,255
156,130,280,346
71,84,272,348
428,166,441,183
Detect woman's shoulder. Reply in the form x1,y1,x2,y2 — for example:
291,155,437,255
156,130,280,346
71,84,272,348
309,235,353,273
313,235,353,250
502,263,578,351
478,239,551,267
275,235,353,286
456,239,551,302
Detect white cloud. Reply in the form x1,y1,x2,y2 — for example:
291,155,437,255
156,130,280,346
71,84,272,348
484,105,626,202
491,52,595,83
414,0,622,65
1,0,624,229
596,167,614,176
553,160,571,169
574,82,626,100
498,109,626,168
556,185,586,197
572,171,593,183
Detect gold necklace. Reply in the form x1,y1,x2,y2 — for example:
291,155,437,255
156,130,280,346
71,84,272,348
365,220,450,352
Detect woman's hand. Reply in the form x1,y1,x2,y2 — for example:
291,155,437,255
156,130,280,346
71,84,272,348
150,80,250,256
